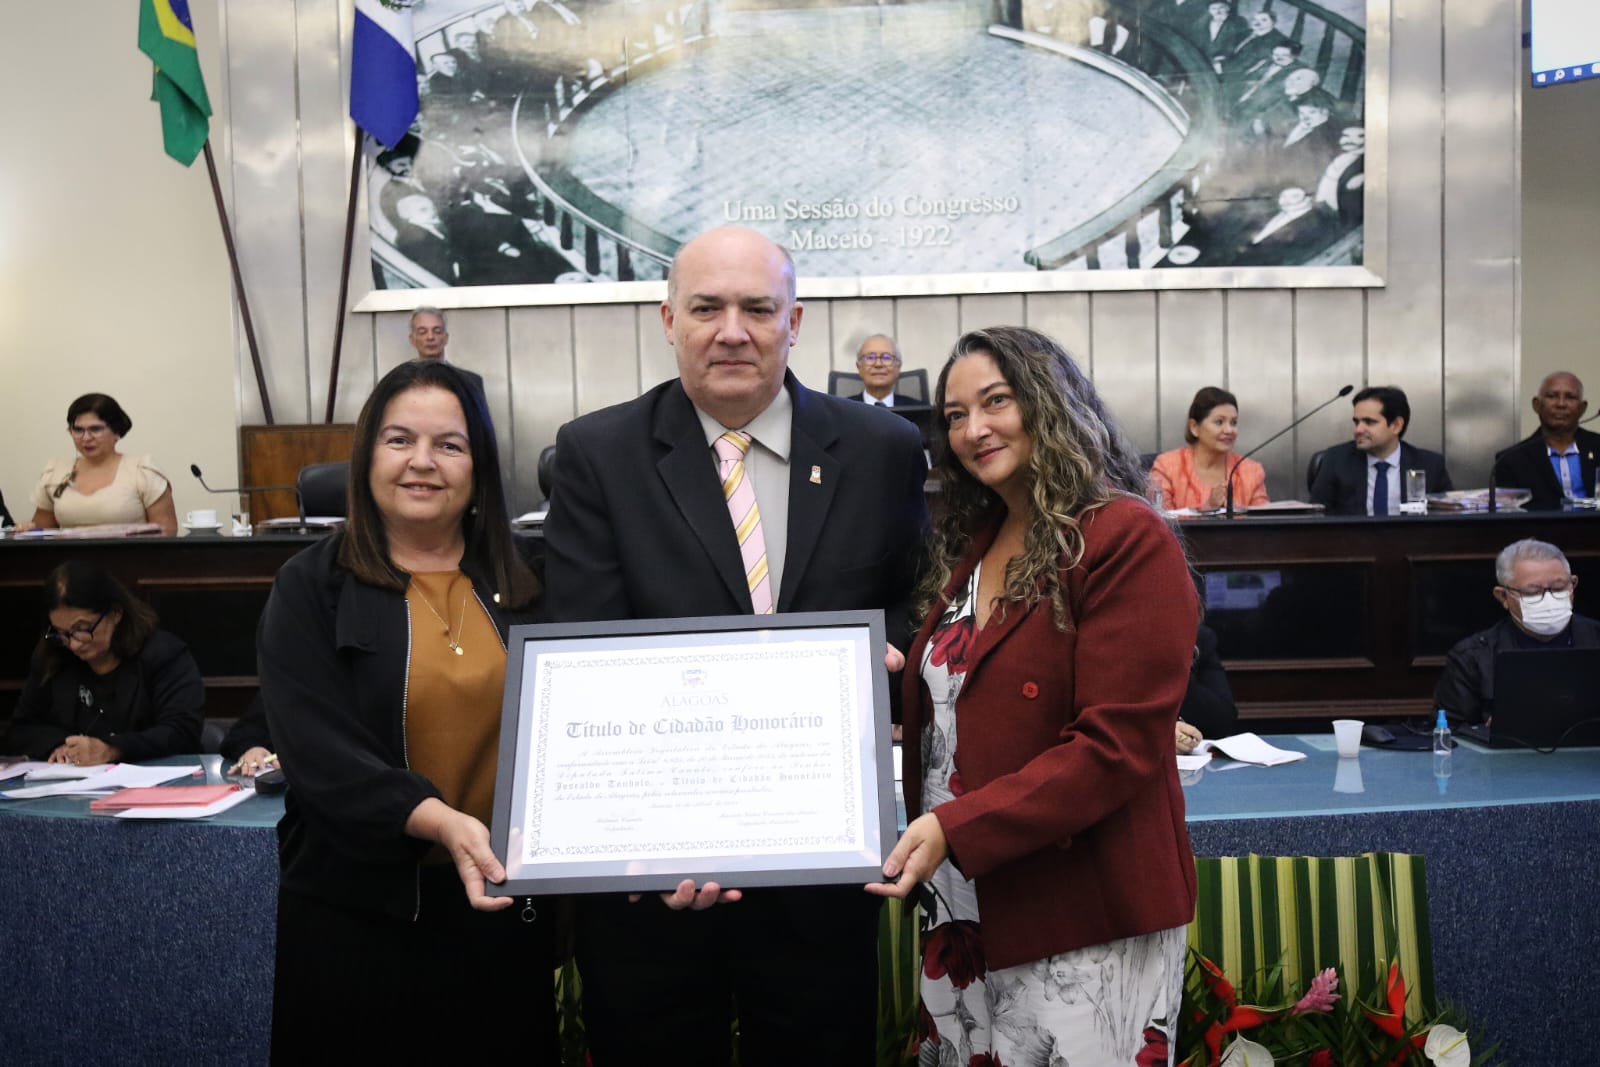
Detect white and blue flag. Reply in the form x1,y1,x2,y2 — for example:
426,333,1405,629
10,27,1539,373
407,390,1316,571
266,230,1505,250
350,0,417,147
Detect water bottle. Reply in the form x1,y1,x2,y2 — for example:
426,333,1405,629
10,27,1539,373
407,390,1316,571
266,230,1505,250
1432,710,1452,792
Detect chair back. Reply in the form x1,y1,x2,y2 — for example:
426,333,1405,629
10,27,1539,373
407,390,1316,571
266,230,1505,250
296,460,350,518
538,444,557,501
1306,448,1328,494
827,371,865,398
827,367,930,404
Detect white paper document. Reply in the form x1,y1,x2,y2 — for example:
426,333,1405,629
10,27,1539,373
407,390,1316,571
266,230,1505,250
114,789,255,820
1,763,194,799
0,761,54,782
1191,732,1307,767
24,763,113,781
522,641,865,863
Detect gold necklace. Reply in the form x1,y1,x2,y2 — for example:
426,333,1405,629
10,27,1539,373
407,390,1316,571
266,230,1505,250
412,576,471,656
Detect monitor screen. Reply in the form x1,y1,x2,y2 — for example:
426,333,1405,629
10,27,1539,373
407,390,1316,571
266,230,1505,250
1531,0,1600,86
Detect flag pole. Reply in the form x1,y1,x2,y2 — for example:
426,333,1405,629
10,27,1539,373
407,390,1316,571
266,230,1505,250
201,139,275,425
325,135,365,424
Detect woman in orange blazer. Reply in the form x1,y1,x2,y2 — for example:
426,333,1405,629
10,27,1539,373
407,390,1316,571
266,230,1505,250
869,327,1198,1066
1148,385,1270,511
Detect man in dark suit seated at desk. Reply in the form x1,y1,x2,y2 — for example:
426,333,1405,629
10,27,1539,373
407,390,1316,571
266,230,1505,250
1435,538,1600,725
1309,385,1452,515
853,333,918,409
1491,371,1600,509
541,225,929,1065
408,306,489,417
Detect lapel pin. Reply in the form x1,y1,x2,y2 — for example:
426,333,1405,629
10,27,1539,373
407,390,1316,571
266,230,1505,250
810,465,822,485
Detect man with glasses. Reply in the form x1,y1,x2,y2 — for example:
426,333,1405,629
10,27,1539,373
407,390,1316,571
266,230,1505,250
853,334,916,408
1434,538,1600,725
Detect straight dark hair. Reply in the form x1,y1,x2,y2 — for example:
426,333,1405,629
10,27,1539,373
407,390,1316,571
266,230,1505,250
338,360,539,608
1354,385,1410,437
34,561,159,682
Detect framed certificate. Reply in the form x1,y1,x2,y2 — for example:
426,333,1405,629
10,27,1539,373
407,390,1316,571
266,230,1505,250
487,610,896,895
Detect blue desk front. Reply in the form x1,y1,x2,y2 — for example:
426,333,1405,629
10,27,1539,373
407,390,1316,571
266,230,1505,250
2,742,1592,1064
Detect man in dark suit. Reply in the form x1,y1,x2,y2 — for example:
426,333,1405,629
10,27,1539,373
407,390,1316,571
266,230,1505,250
542,226,929,1065
853,333,919,409
1492,371,1600,510
407,307,489,418
1309,385,1453,515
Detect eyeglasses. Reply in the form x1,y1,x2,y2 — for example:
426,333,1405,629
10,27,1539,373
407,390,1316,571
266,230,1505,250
858,353,901,366
69,424,110,438
1500,581,1574,601
44,612,107,646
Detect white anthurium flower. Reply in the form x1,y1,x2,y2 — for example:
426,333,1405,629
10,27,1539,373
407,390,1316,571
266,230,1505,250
1219,1036,1275,1067
1424,1023,1471,1066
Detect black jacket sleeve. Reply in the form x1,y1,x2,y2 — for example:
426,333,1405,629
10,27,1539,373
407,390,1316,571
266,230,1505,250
1433,635,1490,724
4,672,70,758
110,632,205,762
1179,626,1239,739
219,695,272,762
258,550,440,864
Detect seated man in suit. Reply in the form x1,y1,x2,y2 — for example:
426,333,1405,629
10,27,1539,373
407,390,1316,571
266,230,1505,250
853,333,918,408
1309,385,1452,514
1434,538,1600,725
1491,371,1600,509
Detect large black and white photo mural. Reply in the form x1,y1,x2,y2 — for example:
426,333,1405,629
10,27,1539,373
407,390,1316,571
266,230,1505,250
368,0,1374,297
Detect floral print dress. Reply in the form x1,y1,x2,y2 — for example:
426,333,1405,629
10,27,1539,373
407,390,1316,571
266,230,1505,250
917,563,1186,1067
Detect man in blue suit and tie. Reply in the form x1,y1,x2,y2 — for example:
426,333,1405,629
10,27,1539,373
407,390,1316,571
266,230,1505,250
1309,385,1452,515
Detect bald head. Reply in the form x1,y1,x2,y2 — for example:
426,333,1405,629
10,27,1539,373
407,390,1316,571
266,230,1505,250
667,226,796,306
1534,371,1587,440
661,226,804,428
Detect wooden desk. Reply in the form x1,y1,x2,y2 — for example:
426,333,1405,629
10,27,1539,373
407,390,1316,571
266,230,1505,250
1177,509,1600,719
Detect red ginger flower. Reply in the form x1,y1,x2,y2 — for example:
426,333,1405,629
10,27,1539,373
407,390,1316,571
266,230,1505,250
1195,956,1288,1066
1362,961,1426,1066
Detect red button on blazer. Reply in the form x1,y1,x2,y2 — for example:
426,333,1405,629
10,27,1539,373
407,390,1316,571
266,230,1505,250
1021,682,1039,698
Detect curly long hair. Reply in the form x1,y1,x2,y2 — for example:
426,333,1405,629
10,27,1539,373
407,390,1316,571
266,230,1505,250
917,326,1149,630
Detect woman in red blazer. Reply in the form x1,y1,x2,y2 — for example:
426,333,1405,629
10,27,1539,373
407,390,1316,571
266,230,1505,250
869,326,1199,1066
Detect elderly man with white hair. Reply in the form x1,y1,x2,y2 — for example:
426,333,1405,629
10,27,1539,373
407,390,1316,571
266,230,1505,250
1434,539,1600,725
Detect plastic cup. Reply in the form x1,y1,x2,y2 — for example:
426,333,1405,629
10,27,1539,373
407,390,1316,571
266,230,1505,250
1332,719,1363,758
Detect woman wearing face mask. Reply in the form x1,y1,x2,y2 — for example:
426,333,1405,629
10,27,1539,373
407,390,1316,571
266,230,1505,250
1433,538,1600,725
1147,386,1269,511
3,562,204,763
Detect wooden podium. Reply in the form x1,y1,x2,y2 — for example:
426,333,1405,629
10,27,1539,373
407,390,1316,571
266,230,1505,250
238,423,355,522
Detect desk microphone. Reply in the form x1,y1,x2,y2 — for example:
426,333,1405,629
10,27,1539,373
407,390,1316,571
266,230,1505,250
190,464,305,525
1225,384,1354,519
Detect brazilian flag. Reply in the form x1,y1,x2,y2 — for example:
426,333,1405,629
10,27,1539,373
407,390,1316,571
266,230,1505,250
138,0,212,165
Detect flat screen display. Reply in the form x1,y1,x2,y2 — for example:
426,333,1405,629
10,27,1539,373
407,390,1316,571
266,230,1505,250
1531,0,1600,86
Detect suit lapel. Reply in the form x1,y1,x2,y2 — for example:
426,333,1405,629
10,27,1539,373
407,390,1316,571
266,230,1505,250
778,379,839,610
653,386,751,610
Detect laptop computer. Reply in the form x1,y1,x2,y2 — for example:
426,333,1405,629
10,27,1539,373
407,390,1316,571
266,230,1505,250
1474,648,1600,749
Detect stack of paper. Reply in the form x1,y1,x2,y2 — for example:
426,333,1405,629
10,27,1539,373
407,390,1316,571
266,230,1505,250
1,763,194,799
1180,732,1307,770
90,784,253,819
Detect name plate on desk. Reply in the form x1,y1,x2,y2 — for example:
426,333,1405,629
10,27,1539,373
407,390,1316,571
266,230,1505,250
488,611,895,895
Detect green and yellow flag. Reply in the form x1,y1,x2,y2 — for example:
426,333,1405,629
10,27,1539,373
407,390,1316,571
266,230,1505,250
137,0,212,164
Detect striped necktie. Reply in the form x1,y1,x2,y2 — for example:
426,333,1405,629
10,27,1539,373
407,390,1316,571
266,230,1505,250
713,431,774,614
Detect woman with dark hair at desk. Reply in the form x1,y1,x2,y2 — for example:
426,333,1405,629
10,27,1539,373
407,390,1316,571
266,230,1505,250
868,326,1198,1064
21,393,178,535
1148,386,1269,511
1175,623,1241,753
256,360,557,1063
4,562,203,763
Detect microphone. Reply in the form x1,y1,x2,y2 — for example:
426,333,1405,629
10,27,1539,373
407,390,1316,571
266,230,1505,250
1225,384,1355,518
190,464,305,526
